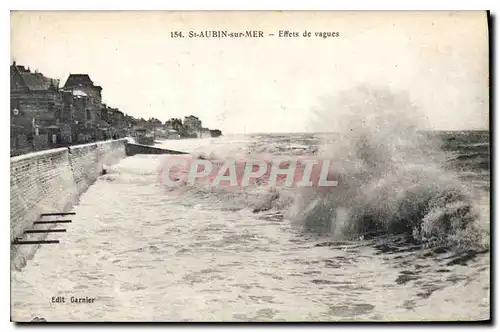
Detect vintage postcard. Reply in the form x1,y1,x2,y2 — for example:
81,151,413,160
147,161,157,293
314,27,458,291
10,11,490,322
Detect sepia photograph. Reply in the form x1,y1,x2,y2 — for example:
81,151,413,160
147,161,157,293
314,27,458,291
9,10,490,322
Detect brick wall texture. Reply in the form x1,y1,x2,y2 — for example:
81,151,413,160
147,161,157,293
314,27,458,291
10,139,127,242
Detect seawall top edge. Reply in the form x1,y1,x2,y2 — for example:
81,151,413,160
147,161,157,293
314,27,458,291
10,139,127,162
10,147,69,163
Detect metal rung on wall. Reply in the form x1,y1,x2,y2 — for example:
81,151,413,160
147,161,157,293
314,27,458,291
24,229,67,234
12,240,60,245
40,212,76,216
33,220,72,225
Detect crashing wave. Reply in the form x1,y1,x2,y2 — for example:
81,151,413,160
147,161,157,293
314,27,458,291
285,85,487,251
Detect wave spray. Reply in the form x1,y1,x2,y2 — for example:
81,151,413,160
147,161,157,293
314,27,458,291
286,85,485,251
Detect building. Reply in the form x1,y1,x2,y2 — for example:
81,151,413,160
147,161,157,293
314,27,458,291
164,119,174,131
100,105,124,127
199,127,212,138
210,129,223,137
60,74,104,142
100,105,127,138
10,62,62,130
10,62,64,152
184,115,202,135
63,74,102,107
62,74,103,130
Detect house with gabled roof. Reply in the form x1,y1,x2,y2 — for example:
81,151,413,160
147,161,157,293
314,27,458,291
10,61,63,130
63,74,102,107
62,73,103,130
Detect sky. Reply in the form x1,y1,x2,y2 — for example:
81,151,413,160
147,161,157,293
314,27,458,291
11,11,489,134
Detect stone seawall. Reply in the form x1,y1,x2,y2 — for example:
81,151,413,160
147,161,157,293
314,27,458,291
10,139,127,244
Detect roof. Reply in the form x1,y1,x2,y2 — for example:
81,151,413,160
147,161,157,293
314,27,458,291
11,63,60,91
15,65,30,73
64,74,100,89
19,72,59,91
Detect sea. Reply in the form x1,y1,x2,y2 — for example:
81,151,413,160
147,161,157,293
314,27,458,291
11,130,490,322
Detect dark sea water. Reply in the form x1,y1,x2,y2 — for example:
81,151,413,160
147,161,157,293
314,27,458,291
11,131,490,322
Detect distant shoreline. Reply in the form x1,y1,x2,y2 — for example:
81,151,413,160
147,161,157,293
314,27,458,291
220,130,490,135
